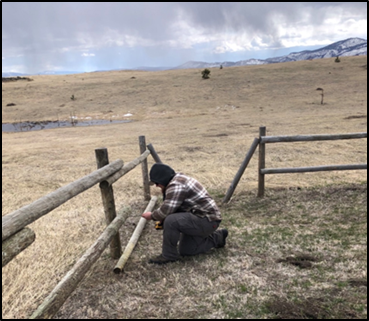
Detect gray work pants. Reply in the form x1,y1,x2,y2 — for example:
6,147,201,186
162,212,223,260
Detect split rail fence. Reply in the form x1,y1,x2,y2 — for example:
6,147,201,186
2,135,161,319
2,128,367,318
223,126,367,202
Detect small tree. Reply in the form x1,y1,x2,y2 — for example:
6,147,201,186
335,56,340,63
201,68,210,79
220,65,223,69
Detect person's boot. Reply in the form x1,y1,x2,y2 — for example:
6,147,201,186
148,254,178,265
216,229,228,248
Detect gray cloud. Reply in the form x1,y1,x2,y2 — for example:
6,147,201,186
178,2,366,46
2,2,367,73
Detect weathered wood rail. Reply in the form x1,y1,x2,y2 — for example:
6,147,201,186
2,135,161,319
223,127,367,202
2,159,124,243
257,127,367,197
30,211,129,319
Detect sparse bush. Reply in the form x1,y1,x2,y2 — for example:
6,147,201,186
220,65,223,69
70,94,75,101
335,56,340,63
201,68,211,79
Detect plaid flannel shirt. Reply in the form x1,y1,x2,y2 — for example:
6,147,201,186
151,173,221,222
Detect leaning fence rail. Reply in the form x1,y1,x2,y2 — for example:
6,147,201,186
222,137,260,204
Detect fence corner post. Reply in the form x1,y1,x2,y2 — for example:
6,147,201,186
139,136,151,201
95,147,122,259
258,126,266,197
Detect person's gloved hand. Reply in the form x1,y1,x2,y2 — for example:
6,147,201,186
155,221,163,230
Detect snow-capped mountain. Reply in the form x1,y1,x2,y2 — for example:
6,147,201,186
2,38,367,77
174,59,266,70
175,37,367,69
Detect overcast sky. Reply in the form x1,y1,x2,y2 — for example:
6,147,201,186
2,2,367,74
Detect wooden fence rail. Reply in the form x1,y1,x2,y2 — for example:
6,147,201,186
147,143,163,163
2,159,123,242
258,128,367,197
260,163,367,175
260,132,367,144
104,150,151,187
2,227,36,267
223,127,367,202
30,211,130,319
113,196,158,274
222,137,259,204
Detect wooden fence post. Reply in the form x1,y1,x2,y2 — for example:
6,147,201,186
139,136,151,201
258,126,266,197
95,148,122,259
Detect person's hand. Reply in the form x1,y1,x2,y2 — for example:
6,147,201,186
142,212,152,220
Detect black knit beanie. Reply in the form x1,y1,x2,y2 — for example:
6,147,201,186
149,163,176,187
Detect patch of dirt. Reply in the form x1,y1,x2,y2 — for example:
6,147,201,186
347,278,367,287
203,133,229,137
182,146,203,152
266,296,358,319
276,253,321,269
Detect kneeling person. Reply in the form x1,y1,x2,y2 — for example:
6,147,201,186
142,163,228,264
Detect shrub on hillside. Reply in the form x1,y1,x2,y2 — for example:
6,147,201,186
201,68,210,79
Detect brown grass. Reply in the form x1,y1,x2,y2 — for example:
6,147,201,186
2,55,367,319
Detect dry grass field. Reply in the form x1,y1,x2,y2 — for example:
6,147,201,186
2,55,367,319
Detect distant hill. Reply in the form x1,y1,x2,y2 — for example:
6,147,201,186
2,37,367,77
2,72,30,78
2,70,84,77
174,37,367,69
